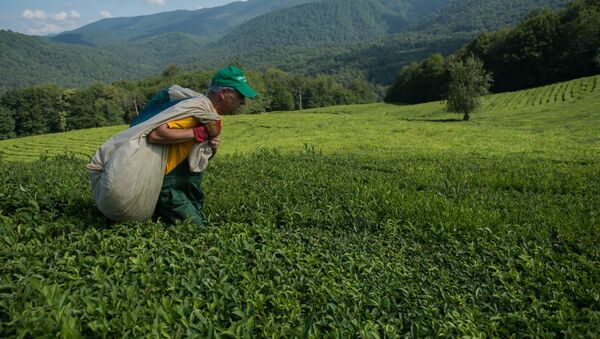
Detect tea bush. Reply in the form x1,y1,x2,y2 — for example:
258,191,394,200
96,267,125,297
1,74,599,336
1,148,598,337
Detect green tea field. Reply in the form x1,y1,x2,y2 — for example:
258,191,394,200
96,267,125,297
1,75,599,337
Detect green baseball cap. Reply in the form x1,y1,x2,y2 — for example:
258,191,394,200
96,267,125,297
211,65,258,98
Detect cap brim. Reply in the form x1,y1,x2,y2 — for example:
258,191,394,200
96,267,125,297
236,83,257,98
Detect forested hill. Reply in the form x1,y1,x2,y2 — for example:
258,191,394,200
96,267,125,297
1,0,574,92
190,0,570,84
411,0,571,33
209,0,569,52
49,0,317,47
210,0,450,51
0,30,154,90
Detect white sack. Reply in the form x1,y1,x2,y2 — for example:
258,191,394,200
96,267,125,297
87,88,220,222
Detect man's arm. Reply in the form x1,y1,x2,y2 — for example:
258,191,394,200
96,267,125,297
147,124,195,144
148,121,221,147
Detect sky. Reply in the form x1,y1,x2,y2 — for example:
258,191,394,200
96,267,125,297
0,0,242,35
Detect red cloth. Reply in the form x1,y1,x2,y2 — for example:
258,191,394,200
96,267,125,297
193,120,221,142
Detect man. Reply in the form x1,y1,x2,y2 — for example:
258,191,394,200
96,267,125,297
147,65,258,226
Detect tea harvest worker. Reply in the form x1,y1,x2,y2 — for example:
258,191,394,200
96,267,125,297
147,65,257,226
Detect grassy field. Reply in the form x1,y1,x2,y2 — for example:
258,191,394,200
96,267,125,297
1,75,599,337
1,75,599,162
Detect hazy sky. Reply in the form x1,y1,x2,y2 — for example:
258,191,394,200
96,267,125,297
0,0,242,35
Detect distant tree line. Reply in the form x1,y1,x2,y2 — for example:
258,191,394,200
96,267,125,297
0,66,378,139
385,0,600,104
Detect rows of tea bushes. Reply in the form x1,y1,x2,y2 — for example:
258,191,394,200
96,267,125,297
1,149,598,336
0,126,123,162
482,75,598,111
1,74,598,163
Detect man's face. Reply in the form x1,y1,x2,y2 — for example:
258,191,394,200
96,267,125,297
222,88,246,114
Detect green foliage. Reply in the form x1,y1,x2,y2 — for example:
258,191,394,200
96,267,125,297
238,71,269,114
0,1,317,92
346,78,380,104
445,56,493,120
2,0,571,93
62,82,125,130
1,74,599,162
385,53,449,103
388,0,600,103
410,0,571,34
199,0,568,86
460,0,600,92
0,82,127,137
1,93,599,337
190,3,473,85
0,106,16,140
0,84,63,136
263,68,295,112
0,66,379,139
0,30,154,93
213,0,413,52
161,64,184,78
303,76,345,109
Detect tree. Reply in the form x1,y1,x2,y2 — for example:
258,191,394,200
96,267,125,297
385,62,421,103
498,10,559,89
347,79,378,104
0,84,63,136
554,0,600,80
57,89,77,131
304,75,347,109
459,0,600,92
289,74,308,110
445,56,492,121
384,54,448,104
161,64,183,77
263,67,295,112
66,82,124,129
0,106,16,139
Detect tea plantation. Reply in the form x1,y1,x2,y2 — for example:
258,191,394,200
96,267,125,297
1,76,599,337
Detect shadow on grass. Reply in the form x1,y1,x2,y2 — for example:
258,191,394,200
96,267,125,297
399,118,464,123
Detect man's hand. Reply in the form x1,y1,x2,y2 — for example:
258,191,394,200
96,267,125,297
209,135,220,157
193,120,222,143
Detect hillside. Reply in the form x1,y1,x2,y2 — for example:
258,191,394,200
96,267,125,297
0,0,577,92
410,0,571,33
0,30,154,91
182,32,472,85
185,0,572,83
49,0,317,46
99,32,207,68
208,32,475,85
210,0,450,51
205,0,570,52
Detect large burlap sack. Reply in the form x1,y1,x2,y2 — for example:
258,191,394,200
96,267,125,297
87,89,220,222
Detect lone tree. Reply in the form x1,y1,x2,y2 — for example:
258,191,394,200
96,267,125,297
445,56,492,121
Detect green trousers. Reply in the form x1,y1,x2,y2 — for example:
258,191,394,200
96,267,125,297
154,159,205,226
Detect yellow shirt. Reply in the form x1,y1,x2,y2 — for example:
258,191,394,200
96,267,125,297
164,117,199,174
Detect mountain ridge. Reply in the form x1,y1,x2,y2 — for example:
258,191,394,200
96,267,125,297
1,0,573,92
49,0,318,46
0,30,154,90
